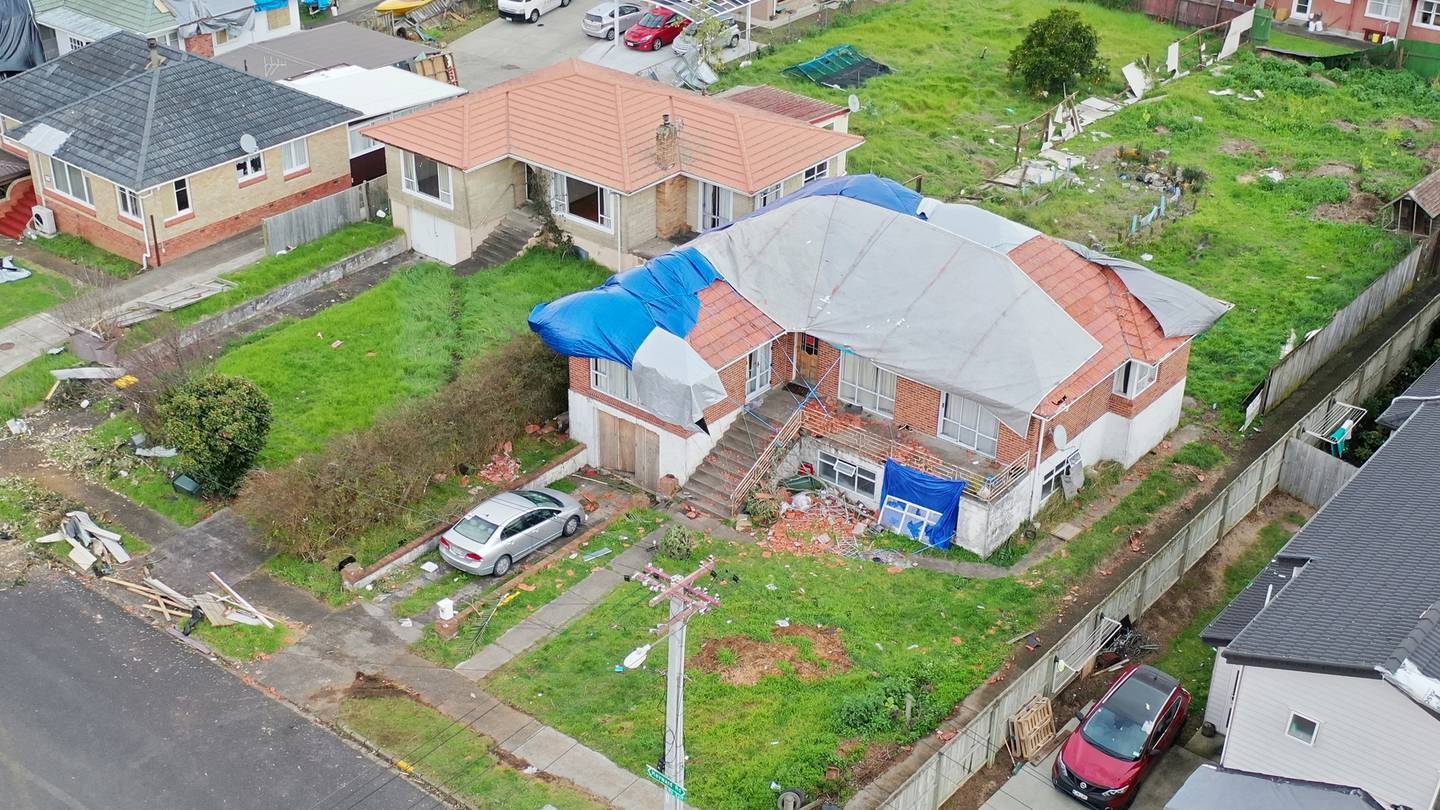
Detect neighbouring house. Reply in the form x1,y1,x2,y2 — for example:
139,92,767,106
31,0,304,60
714,84,852,134
1166,765,1386,810
213,21,449,82
1387,166,1440,235
1377,354,1440,429
0,33,355,266
282,65,466,184
1273,0,1440,44
361,59,862,268
1199,400,1440,809
528,176,1229,554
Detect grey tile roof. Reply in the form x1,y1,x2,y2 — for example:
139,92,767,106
1223,402,1440,681
1200,561,1292,647
0,31,163,122
8,33,357,191
1167,765,1385,810
212,23,437,82
1377,355,1440,429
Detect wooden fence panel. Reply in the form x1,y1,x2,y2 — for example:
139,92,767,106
260,178,389,255
1278,439,1358,508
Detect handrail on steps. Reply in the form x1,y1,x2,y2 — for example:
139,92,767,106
727,407,805,515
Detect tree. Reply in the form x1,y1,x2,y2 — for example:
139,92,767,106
159,373,272,496
1008,9,1108,96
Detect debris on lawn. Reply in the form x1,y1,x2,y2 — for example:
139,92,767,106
40,510,129,573
476,448,520,484
102,571,276,643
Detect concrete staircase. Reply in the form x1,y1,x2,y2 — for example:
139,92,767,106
462,210,541,274
0,179,36,240
679,411,781,517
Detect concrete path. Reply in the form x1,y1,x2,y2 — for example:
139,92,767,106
449,5,596,90
0,230,264,376
455,534,657,678
979,741,1206,810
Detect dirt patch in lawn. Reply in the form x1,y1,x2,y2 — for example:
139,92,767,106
345,671,427,703
1330,118,1359,132
694,624,852,686
1388,115,1434,132
1316,190,1384,224
1306,161,1356,178
1219,138,1260,156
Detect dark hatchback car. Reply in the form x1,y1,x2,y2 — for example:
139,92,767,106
1052,664,1190,808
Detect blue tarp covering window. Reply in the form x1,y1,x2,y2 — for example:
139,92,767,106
877,459,965,549
256,0,289,9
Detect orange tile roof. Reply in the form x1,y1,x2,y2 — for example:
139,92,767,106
688,280,782,367
716,85,849,125
362,60,863,194
1008,235,1189,416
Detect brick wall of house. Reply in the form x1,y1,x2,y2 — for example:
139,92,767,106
184,33,215,57
1109,343,1190,419
156,175,349,263
47,192,146,260
655,177,687,238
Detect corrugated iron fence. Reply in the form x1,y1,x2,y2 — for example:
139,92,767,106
859,286,1440,810
261,177,391,256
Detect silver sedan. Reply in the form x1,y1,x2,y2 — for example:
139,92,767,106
438,488,586,577
581,1,645,40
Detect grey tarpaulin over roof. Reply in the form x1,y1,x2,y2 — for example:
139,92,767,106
168,0,253,38
1377,355,1440,429
0,0,43,75
1166,765,1385,810
688,195,1103,434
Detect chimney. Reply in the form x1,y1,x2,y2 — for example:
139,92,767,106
655,114,678,171
145,38,166,70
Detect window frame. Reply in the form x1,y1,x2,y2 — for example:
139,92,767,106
817,450,878,498
838,353,897,417
591,357,641,405
47,157,92,206
172,178,192,217
348,125,381,158
402,151,454,208
701,181,734,230
755,180,785,209
1417,0,1440,27
549,171,612,232
1285,712,1319,746
1040,457,1071,501
938,392,1000,458
115,186,142,222
1112,359,1159,399
1366,0,1401,19
281,138,309,176
803,161,829,185
745,343,772,401
878,495,944,542
235,152,265,182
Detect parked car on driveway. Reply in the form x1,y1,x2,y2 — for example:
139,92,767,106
623,6,690,50
438,488,586,577
582,1,645,39
671,14,740,55
499,0,570,23
1051,664,1190,809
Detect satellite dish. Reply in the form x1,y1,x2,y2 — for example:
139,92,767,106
1052,425,1069,449
239,133,258,154
847,94,860,113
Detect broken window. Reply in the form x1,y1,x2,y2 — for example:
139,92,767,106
1112,359,1159,399
403,151,453,207
745,343,772,400
818,451,877,497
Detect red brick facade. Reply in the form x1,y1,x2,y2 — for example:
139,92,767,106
184,33,216,57
48,192,146,262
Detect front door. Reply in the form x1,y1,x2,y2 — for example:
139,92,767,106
409,208,461,264
701,182,733,231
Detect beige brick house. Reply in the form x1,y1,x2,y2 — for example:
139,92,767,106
363,59,862,268
0,33,354,266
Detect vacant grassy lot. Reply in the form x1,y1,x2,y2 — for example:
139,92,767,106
0,262,77,327
216,250,608,466
720,0,1183,197
31,233,140,278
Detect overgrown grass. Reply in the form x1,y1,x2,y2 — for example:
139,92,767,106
0,476,149,557
0,350,83,421
86,414,212,526
0,262,77,327
191,619,294,660
1151,520,1294,720
1170,440,1226,469
1263,30,1364,57
30,233,140,278
339,695,606,810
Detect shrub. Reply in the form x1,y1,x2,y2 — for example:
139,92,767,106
1007,9,1107,96
159,373,272,496
659,525,698,560
742,493,780,526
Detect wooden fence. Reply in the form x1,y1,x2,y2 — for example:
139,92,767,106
1277,439,1357,508
857,286,1440,810
1139,0,1253,28
261,177,391,256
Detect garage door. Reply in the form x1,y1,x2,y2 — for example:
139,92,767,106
596,410,660,490
409,207,461,264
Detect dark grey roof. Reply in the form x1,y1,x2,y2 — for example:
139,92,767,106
0,31,164,122
1166,765,1385,810
1377,355,1440,429
9,32,356,190
1200,561,1293,647
1223,403,1440,680
212,23,437,82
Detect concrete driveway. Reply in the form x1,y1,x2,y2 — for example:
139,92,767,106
980,742,1206,810
449,3,601,90
0,575,430,809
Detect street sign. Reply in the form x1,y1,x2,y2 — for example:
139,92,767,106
647,765,687,801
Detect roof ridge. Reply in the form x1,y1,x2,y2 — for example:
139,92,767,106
130,62,164,190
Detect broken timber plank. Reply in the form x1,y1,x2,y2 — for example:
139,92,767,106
144,577,196,610
165,626,213,656
208,572,273,629
194,593,233,627
224,610,266,626
50,367,126,380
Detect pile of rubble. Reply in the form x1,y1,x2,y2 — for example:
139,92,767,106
103,571,274,655
35,510,131,575
759,488,872,559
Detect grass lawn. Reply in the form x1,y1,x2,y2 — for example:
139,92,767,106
0,350,86,421
30,233,140,278
1263,30,1364,57
216,249,608,466
0,262,78,328
1151,519,1295,720
339,694,606,810
423,1,498,42
85,414,213,527
719,0,1184,197
410,507,668,667
0,476,150,557
191,619,294,660
120,221,400,350
487,449,1223,808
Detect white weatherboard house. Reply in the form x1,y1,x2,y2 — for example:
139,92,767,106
1200,397,1440,810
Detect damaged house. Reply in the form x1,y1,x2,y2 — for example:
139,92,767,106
529,175,1229,555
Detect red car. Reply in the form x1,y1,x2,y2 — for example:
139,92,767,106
623,6,690,50
1051,664,1190,809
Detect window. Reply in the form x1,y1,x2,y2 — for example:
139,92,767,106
591,358,640,404
402,151,453,207
266,4,293,29
1418,0,1440,26
818,451,877,498
66,36,91,52
701,182,733,230
745,343,772,400
1112,359,1159,399
281,138,309,175
755,181,784,209
172,178,191,215
803,161,828,185
47,157,91,205
839,353,896,416
348,125,380,158
1366,0,1401,18
116,186,142,221
1040,458,1071,500
1286,712,1318,745
235,152,264,181
801,334,819,355
549,172,611,230
214,28,230,45
878,495,944,542
939,393,999,458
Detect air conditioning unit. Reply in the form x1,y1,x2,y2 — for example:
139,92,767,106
30,205,56,236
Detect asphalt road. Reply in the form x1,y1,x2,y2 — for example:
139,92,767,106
0,575,432,810
448,3,600,89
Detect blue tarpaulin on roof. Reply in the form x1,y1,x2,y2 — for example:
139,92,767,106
877,459,965,549
756,174,922,219
256,0,290,9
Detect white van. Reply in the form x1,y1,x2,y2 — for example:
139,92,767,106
499,0,570,23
